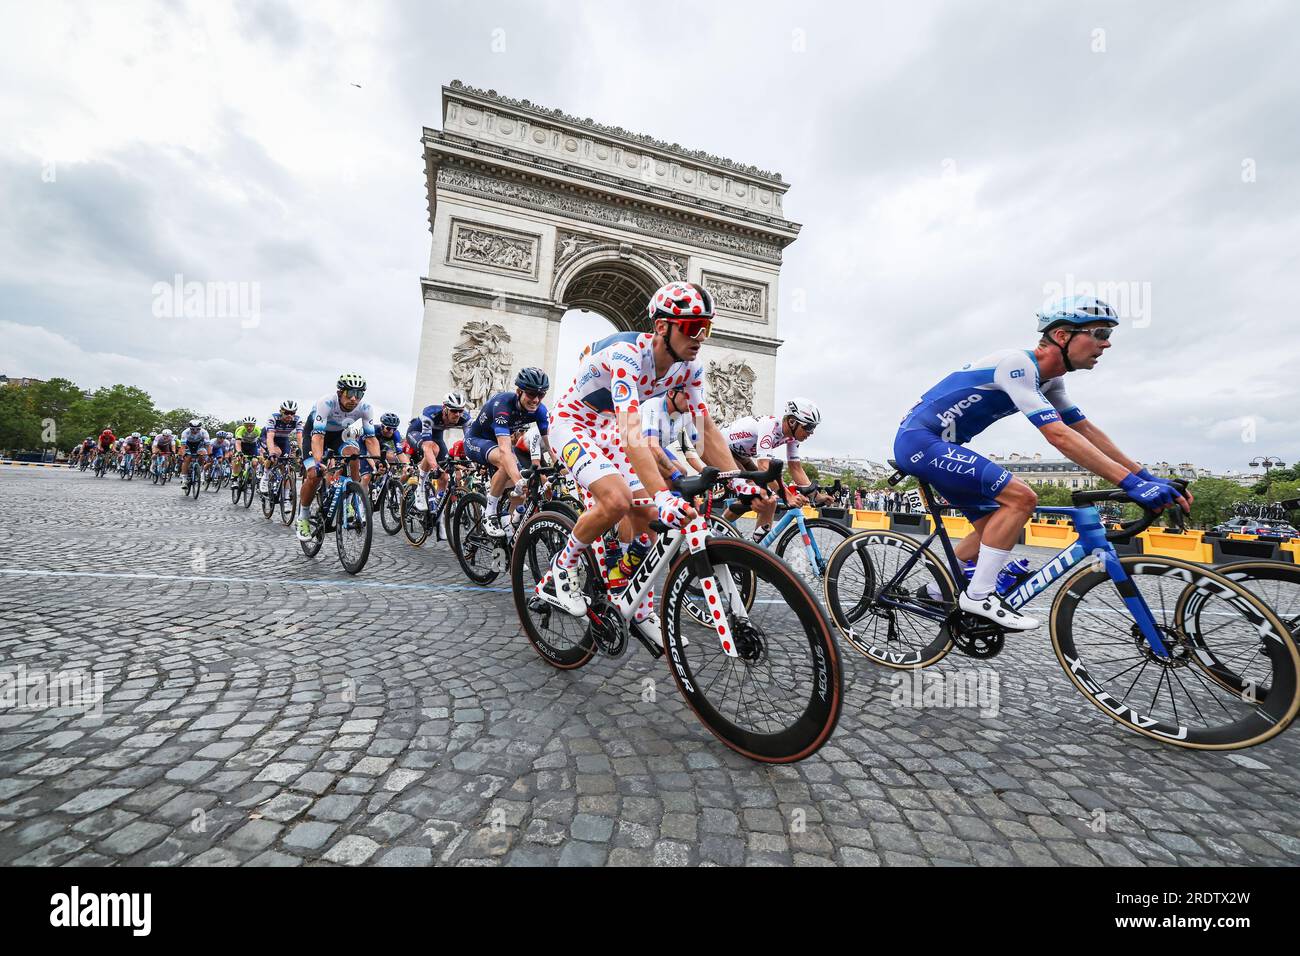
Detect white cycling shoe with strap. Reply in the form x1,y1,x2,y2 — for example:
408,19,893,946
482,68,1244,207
958,590,1040,630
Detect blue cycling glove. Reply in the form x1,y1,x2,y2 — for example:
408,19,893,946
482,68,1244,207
1120,473,1180,508
1136,467,1178,489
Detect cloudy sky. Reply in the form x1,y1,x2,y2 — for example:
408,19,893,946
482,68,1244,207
2,0,1297,471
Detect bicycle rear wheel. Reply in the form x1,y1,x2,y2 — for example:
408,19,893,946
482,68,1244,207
822,531,956,668
1051,554,1300,749
661,537,843,763
299,500,325,558
774,516,854,591
1179,559,1300,641
510,509,598,669
261,476,276,518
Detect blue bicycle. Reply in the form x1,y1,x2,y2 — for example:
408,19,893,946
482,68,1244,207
822,469,1300,750
722,488,853,592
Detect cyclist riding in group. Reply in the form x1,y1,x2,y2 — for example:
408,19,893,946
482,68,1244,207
178,420,210,491
260,400,302,492
97,427,116,466
640,385,707,483
893,294,1191,630
535,281,759,619
719,399,822,540
233,415,260,482
463,369,552,538
409,390,469,511
296,373,379,541
120,432,144,474
361,412,409,490
151,429,176,474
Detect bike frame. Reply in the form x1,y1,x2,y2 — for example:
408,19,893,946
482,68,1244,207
594,514,749,658
871,484,1172,658
757,505,829,574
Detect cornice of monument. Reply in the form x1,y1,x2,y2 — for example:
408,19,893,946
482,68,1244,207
432,160,787,264
423,129,800,246
446,80,786,186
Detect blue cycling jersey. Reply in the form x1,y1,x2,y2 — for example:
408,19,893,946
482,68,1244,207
465,391,549,442
899,349,1084,444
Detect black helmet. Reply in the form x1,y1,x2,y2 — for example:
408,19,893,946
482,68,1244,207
515,368,549,392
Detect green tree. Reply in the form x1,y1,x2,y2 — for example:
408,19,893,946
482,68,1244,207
1030,482,1074,507
27,378,86,449
66,385,159,439
1185,478,1254,529
0,383,44,452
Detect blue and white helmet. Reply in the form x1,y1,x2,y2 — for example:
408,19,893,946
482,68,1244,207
1036,296,1119,333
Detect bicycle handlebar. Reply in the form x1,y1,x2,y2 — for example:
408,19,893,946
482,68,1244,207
673,460,784,500
1072,479,1190,542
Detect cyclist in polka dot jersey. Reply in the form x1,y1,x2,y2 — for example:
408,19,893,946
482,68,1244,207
537,281,767,620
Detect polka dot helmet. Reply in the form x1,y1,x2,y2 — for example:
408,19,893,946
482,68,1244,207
646,282,715,323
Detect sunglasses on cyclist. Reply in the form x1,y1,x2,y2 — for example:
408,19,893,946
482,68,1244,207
342,388,366,399
521,388,547,400
667,316,712,340
1067,327,1114,342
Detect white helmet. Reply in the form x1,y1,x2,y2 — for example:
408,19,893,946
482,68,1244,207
784,398,821,429
343,419,366,441
189,418,202,429
162,429,173,437
280,399,298,413
443,390,467,411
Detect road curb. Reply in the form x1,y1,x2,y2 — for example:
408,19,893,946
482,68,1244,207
0,460,66,469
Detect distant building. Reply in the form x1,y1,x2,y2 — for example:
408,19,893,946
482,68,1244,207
987,451,1101,490
0,374,46,388
806,457,891,481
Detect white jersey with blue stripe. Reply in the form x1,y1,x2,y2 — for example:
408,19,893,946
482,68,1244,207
640,395,699,450
899,349,1083,444
310,393,376,437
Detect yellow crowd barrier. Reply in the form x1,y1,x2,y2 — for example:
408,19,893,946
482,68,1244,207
851,510,891,529
940,515,974,539
1138,529,1213,563
1023,520,1078,549
1227,532,1258,541
1281,540,1300,565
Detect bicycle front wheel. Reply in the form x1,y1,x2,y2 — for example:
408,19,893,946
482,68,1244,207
279,472,297,526
335,479,373,575
400,486,429,547
451,493,504,584
662,537,843,763
378,481,403,536
1051,554,1300,749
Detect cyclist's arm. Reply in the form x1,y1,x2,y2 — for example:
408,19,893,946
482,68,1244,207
1037,421,1130,484
1068,419,1143,475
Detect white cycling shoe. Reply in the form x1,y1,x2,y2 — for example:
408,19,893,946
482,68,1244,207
413,484,428,512
958,591,1040,631
534,564,587,617
483,514,508,538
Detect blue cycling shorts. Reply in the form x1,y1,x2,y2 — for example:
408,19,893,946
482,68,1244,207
893,428,1012,522
464,435,499,469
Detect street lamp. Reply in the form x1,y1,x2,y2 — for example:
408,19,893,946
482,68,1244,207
1249,456,1286,471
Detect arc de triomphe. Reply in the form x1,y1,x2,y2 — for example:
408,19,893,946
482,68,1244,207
413,81,800,422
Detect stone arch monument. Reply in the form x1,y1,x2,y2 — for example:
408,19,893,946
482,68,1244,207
413,80,800,423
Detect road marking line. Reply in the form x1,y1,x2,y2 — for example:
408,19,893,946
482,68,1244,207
0,568,510,594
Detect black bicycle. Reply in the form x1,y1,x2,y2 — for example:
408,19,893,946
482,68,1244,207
259,456,297,526
453,463,578,585
299,453,374,575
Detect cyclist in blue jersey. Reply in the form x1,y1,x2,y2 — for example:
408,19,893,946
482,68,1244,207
360,412,408,491
894,295,1189,630
296,373,379,541
260,400,303,493
464,369,551,537
409,390,468,511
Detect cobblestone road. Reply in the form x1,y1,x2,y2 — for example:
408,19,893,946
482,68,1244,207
2,466,1298,867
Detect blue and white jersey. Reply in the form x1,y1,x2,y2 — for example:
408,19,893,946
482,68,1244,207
179,426,210,446
264,413,302,441
899,349,1084,444
465,392,549,443
641,395,699,453
418,403,465,434
309,393,376,437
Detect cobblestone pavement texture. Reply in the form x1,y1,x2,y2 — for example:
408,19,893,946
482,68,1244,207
1,468,1298,867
